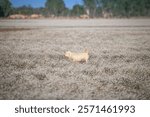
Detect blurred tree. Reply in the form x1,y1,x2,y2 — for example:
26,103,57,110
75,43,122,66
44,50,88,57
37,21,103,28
0,0,11,17
11,5,49,16
1,0,149,18
99,0,150,17
45,0,66,16
145,0,150,16
71,4,85,16
83,0,97,17
63,7,70,17
12,5,33,15
0,6,4,17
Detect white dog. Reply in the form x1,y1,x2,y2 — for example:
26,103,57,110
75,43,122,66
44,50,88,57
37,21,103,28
65,49,89,63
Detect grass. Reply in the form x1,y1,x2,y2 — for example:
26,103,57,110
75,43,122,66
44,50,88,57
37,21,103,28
0,19,150,99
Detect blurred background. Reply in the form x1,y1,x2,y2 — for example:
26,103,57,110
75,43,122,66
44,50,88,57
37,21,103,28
0,0,150,18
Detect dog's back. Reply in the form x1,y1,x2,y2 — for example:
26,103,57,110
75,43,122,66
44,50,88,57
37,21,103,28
65,49,89,63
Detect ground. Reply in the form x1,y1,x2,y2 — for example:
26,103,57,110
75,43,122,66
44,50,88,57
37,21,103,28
0,19,150,99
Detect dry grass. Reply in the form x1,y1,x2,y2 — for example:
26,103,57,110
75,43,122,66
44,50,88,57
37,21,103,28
0,19,150,99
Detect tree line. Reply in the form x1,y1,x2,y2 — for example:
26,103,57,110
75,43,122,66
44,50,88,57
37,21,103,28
0,0,150,18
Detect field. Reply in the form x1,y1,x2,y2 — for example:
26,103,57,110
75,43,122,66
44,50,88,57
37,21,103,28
0,19,150,99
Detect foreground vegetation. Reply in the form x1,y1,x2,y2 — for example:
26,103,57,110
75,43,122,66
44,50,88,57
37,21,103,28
0,19,150,99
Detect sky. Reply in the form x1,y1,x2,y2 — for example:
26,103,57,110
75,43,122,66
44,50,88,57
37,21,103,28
11,0,83,9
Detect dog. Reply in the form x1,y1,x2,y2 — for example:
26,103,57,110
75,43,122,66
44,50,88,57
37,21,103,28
65,49,89,63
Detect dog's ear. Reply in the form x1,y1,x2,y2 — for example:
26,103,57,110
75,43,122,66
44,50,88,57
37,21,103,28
84,49,89,53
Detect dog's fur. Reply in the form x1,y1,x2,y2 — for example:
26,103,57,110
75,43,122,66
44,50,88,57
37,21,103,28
65,49,89,63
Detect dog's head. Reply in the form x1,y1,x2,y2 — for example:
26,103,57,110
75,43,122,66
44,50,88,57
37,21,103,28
65,51,72,58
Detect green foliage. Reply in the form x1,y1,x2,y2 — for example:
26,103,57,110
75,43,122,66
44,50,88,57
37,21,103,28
83,0,97,17
82,0,150,17
45,0,66,16
1,0,149,18
0,0,11,17
12,5,33,15
12,6,47,16
0,5,4,17
83,0,97,9
63,8,70,17
100,0,150,17
71,4,85,16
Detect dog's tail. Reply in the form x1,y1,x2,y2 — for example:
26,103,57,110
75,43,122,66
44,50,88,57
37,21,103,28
84,49,89,53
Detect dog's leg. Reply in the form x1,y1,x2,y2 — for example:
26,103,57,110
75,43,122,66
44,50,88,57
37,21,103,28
72,59,76,62
85,59,88,63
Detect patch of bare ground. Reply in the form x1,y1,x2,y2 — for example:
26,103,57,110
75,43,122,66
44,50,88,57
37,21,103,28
0,19,150,99
0,28,31,32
